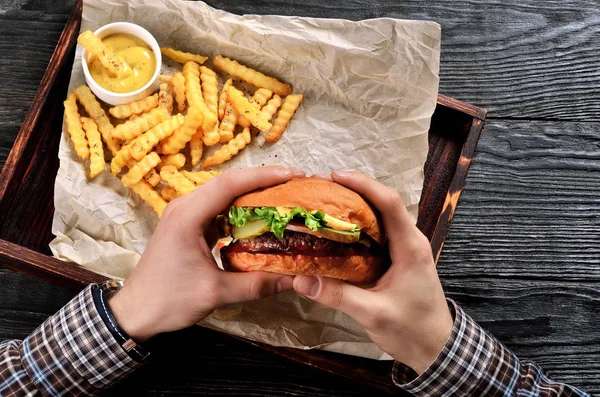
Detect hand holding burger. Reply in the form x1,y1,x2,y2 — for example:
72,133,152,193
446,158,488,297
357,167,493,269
292,171,454,375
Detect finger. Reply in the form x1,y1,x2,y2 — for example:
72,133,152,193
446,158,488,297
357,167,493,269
216,272,295,306
331,170,413,240
293,275,374,324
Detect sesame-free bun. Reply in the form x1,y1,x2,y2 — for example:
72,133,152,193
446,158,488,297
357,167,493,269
222,252,382,284
232,177,384,245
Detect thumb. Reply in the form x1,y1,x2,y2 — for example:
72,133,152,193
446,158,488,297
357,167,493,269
293,275,373,322
216,272,295,306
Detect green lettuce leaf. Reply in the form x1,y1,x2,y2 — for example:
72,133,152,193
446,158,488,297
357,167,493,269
227,206,328,238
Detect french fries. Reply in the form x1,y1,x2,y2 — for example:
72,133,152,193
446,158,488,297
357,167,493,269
218,78,232,120
218,97,238,144
161,47,207,65
73,85,120,155
182,170,221,186
80,117,105,178
266,94,303,143
113,107,168,142
159,107,203,155
160,186,181,202
111,142,134,175
64,45,303,221
238,88,273,128
63,93,89,160
158,81,174,114
200,66,219,117
144,168,161,186
129,114,185,161
171,72,186,113
157,153,186,170
190,130,204,166
109,94,159,119
129,179,167,217
160,166,196,195
202,127,251,169
182,61,217,132
122,152,161,187
260,94,282,121
202,125,220,147
78,30,130,78
227,86,272,132
213,55,292,96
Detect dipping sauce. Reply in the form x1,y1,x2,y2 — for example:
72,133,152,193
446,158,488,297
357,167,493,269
88,33,156,93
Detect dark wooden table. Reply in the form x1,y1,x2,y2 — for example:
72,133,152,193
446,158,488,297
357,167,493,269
1,0,599,395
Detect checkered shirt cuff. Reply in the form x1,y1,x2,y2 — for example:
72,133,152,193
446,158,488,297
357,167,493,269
21,285,142,394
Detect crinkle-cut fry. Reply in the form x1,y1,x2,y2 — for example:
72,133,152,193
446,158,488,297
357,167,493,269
157,153,186,171
182,170,221,186
161,47,207,65
78,31,130,78
111,142,134,175
266,94,303,143
160,186,181,202
129,179,167,218
80,117,105,178
200,66,219,116
213,55,292,96
202,127,251,169
238,88,273,128
227,86,272,132
202,124,220,146
171,72,186,112
144,168,161,187
109,94,159,119
218,98,237,144
158,81,174,115
121,152,161,187
159,107,203,155
113,107,168,142
73,85,120,155
260,94,282,121
218,79,232,120
160,166,196,196
160,74,173,83
129,114,184,161
63,93,89,160
183,61,217,131
189,130,204,166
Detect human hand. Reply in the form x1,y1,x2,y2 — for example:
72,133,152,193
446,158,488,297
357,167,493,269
293,171,453,374
109,166,304,342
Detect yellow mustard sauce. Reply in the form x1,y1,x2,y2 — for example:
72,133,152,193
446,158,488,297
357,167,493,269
88,33,156,93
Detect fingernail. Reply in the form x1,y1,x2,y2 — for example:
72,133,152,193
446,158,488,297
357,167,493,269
276,276,294,293
275,168,292,177
290,168,305,176
295,275,320,297
333,169,354,178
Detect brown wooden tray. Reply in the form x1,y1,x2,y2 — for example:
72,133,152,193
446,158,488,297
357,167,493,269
0,0,486,393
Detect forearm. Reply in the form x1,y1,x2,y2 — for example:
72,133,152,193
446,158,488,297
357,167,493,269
0,285,144,396
393,300,591,397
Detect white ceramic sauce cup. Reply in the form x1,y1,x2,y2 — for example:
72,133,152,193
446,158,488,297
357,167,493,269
81,22,162,106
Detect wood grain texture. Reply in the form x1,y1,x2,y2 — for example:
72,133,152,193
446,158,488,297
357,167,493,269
0,0,598,395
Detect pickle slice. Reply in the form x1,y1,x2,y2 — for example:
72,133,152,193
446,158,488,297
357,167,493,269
317,227,361,243
232,219,270,239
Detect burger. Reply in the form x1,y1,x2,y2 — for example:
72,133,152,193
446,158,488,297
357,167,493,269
220,177,385,284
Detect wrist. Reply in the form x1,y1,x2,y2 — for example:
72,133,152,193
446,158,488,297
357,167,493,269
397,304,454,375
108,286,158,343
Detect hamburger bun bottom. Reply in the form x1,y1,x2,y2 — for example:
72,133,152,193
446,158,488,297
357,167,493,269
222,251,382,285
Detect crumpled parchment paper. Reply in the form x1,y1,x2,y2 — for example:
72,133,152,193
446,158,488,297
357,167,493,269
51,0,440,360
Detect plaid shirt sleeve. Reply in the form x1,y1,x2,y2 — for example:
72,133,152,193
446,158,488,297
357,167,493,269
0,285,143,396
392,299,592,396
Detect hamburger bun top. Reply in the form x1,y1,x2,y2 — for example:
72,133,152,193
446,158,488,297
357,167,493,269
232,177,384,245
